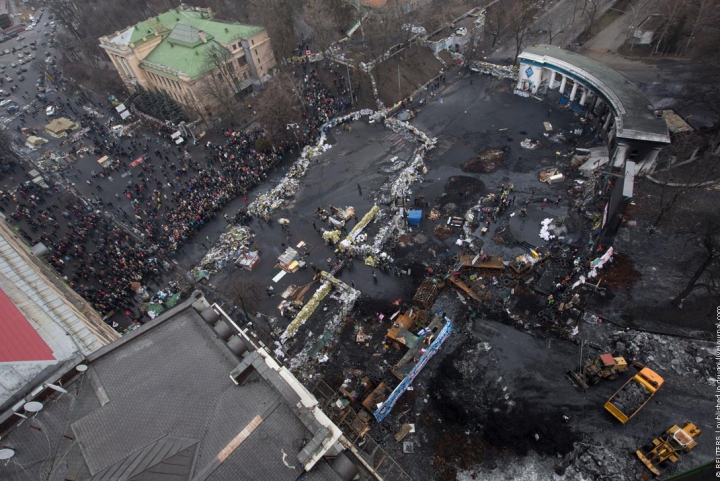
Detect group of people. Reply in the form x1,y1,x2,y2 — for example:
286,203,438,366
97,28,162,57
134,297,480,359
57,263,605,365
1,59,358,327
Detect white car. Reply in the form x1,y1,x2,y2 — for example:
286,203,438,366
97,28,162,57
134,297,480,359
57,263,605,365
46,106,55,116
0,99,15,107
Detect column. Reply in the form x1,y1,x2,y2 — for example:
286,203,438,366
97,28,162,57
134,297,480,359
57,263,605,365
548,70,556,89
579,88,588,106
603,113,613,131
612,143,628,168
559,75,567,95
639,147,662,174
569,81,579,102
592,96,601,113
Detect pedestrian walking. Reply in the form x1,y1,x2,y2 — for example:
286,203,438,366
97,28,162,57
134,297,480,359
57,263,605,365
351,280,355,288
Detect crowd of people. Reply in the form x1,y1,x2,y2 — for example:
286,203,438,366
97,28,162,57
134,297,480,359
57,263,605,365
1,61,357,328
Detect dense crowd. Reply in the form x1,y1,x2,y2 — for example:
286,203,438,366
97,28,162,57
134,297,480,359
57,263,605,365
1,62,356,327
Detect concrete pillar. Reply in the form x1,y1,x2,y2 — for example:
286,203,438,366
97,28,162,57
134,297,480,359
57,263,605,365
603,114,613,131
548,70,556,89
579,88,588,106
592,96,601,113
569,81,579,102
559,75,567,95
613,143,629,168
639,147,662,174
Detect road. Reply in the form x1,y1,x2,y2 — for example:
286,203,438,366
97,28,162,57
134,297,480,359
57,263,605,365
486,0,617,63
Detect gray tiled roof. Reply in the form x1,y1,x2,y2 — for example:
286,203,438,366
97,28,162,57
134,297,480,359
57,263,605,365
0,306,343,481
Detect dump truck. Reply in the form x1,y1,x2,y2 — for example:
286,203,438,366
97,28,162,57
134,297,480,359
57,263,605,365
636,421,701,476
568,353,628,390
603,366,663,424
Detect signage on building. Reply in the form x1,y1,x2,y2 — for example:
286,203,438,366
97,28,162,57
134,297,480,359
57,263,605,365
525,66,534,78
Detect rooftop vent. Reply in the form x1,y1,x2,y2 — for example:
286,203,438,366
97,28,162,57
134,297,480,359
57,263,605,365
213,320,232,340
227,335,248,356
200,307,220,324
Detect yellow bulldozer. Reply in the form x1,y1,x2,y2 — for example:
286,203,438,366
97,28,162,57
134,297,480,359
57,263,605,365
567,353,628,390
636,421,701,476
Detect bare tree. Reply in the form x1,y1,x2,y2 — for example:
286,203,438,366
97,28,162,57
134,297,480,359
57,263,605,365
254,72,303,140
681,0,720,55
247,0,298,59
542,17,566,45
671,216,720,307
650,130,720,227
582,0,602,35
508,1,537,64
486,7,506,49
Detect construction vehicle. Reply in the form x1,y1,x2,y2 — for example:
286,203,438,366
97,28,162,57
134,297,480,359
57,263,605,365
568,353,628,389
604,365,663,424
636,421,701,476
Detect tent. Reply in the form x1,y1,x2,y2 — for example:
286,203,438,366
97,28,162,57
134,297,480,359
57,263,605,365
45,117,79,138
25,135,48,148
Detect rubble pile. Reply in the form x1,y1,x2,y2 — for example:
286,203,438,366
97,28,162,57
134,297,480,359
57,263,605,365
281,276,334,342
609,331,714,381
286,278,361,377
197,226,254,272
563,442,630,480
469,60,517,80
611,381,647,414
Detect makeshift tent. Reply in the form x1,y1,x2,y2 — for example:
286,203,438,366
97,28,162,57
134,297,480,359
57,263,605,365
408,210,422,226
25,135,48,148
45,117,79,138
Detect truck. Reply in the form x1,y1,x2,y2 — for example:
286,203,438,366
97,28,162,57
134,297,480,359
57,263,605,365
603,366,663,424
636,421,701,476
567,353,628,390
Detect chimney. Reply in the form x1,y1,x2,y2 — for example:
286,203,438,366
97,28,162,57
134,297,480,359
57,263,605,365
198,30,207,43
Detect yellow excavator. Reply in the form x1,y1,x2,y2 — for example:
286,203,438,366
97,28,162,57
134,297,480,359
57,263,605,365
567,353,628,390
636,422,701,476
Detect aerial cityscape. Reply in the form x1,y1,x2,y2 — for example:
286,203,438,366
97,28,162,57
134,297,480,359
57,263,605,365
0,0,716,480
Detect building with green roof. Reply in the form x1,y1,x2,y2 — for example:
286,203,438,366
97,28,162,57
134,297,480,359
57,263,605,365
99,6,276,118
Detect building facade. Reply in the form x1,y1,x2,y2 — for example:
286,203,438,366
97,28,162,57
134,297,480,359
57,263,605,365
516,44,670,176
99,6,276,117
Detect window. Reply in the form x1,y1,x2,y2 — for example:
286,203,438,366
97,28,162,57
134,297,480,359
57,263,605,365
255,49,258,55
237,56,247,68
232,44,237,50
251,39,254,45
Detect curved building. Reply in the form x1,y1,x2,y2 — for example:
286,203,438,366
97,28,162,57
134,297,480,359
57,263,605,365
517,44,670,175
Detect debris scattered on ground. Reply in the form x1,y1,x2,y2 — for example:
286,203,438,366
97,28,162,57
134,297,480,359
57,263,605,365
197,226,254,272
521,138,540,150
608,330,714,381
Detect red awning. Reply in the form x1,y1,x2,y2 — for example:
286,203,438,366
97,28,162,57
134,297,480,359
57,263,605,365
0,288,55,362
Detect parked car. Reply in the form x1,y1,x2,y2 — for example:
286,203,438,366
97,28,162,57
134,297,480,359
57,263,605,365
46,105,55,116
10,63,16,68
0,99,15,107
6,105,18,112
18,75,24,82
5,76,12,82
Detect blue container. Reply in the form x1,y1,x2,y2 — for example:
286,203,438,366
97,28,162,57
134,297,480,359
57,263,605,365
408,210,422,226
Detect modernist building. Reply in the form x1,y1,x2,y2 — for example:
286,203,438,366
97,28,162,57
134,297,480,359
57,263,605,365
516,44,670,175
99,6,276,116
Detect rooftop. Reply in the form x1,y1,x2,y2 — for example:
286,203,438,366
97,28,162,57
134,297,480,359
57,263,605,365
0,294,352,481
521,44,670,143
102,7,265,79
